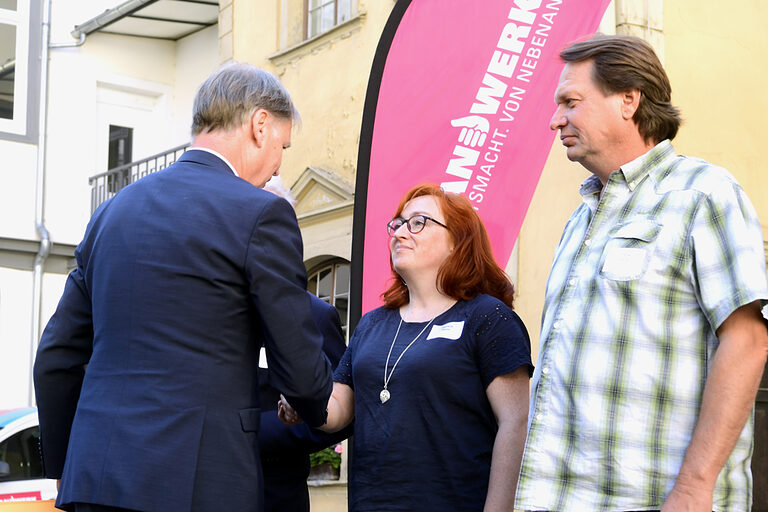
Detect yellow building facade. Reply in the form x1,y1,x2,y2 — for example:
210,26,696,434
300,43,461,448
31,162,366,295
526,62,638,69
222,1,768,509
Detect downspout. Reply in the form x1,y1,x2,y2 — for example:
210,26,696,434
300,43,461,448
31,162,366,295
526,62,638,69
29,0,86,406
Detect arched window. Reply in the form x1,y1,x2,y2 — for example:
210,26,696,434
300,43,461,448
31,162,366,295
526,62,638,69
307,259,350,340
307,259,351,483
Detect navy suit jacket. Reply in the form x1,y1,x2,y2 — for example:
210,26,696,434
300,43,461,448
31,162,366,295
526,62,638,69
33,150,333,512
258,295,352,512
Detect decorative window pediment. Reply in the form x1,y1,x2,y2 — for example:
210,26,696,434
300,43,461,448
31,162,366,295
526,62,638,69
292,166,354,220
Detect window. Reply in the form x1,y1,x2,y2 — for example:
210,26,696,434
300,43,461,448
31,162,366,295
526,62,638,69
107,124,134,193
308,260,350,339
306,0,352,39
0,0,36,140
108,125,133,169
0,426,43,482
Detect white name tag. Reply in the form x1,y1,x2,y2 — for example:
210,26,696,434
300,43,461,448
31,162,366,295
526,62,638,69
602,247,647,279
258,347,268,368
427,321,465,341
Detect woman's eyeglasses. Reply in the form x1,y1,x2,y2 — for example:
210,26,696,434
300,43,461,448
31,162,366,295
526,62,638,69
387,215,448,236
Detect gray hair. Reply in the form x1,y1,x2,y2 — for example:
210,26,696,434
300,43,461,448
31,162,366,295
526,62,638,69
191,62,299,136
263,176,297,208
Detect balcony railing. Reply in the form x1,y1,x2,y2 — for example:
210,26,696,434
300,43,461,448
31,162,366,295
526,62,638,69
88,143,190,214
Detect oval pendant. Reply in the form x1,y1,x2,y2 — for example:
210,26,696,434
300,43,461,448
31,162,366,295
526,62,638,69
380,389,391,403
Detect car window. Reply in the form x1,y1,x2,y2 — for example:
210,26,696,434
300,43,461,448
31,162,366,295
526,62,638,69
0,426,43,481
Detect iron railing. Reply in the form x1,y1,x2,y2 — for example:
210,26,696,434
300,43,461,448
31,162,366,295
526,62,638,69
88,143,190,214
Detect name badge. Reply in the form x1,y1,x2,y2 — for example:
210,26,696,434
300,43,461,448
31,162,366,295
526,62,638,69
602,247,647,280
427,321,465,341
258,347,268,368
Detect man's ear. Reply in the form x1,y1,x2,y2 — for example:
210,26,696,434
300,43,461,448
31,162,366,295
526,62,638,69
621,89,641,120
251,109,269,148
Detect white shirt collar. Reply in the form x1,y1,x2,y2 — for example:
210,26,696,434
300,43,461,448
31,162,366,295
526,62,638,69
188,147,240,177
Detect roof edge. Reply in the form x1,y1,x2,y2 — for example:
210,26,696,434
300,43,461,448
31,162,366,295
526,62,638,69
71,0,159,38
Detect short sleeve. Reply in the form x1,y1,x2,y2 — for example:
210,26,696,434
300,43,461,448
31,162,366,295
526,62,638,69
691,182,768,331
333,313,372,388
472,301,533,388
333,344,353,388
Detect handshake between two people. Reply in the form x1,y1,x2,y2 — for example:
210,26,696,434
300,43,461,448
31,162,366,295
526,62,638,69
279,385,355,434
277,394,303,426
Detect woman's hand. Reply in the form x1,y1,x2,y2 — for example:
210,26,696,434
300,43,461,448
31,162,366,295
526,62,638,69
277,394,303,426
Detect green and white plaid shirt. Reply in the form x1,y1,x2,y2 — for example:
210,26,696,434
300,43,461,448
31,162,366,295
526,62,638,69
516,141,768,511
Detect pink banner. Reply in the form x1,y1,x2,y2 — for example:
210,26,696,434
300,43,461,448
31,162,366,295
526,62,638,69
352,0,610,319
0,491,43,502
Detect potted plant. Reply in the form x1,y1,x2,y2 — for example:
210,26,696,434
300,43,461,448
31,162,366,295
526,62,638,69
308,443,342,481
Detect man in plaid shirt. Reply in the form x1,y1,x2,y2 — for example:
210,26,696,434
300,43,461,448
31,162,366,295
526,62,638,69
516,35,768,511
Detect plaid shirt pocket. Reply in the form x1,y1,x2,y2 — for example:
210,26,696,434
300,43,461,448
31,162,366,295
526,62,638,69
600,220,661,281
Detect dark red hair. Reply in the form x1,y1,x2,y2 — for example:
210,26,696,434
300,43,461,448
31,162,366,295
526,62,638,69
382,184,515,309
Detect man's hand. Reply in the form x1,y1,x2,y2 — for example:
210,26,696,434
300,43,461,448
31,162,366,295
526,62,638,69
660,478,713,512
277,394,302,426
661,301,768,512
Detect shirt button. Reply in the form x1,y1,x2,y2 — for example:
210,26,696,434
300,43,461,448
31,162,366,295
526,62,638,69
536,413,543,421
553,321,561,329
568,278,576,286
542,367,550,375
584,238,592,246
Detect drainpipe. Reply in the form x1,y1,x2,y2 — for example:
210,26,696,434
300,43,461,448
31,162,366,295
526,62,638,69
29,0,87,407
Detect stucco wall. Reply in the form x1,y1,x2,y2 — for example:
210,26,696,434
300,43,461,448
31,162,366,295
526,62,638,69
0,141,38,241
234,1,394,190
0,268,35,407
0,270,67,408
663,1,768,222
300,208,354,263
174,25,220,143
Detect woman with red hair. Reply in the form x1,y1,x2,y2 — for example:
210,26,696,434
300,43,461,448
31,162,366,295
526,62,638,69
280,184,532,511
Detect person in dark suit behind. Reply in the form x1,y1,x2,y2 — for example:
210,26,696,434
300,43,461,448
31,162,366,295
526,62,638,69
258,294,353,512
33,63,333,512
258,178,352,512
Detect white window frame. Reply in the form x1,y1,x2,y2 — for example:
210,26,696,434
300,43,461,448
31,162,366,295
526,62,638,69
307,259,350,342
305,0,353,40
0,1,30,137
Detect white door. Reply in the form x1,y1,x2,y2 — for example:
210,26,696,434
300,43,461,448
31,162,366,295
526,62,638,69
95,79,173,173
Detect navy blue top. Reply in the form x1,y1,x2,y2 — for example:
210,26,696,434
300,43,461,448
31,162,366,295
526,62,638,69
334,294,532,511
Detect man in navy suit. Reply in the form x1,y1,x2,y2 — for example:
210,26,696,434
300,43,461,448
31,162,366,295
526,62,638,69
33,63,333,512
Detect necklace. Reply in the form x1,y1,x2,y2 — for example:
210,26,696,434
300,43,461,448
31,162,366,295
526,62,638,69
380,316,435,404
